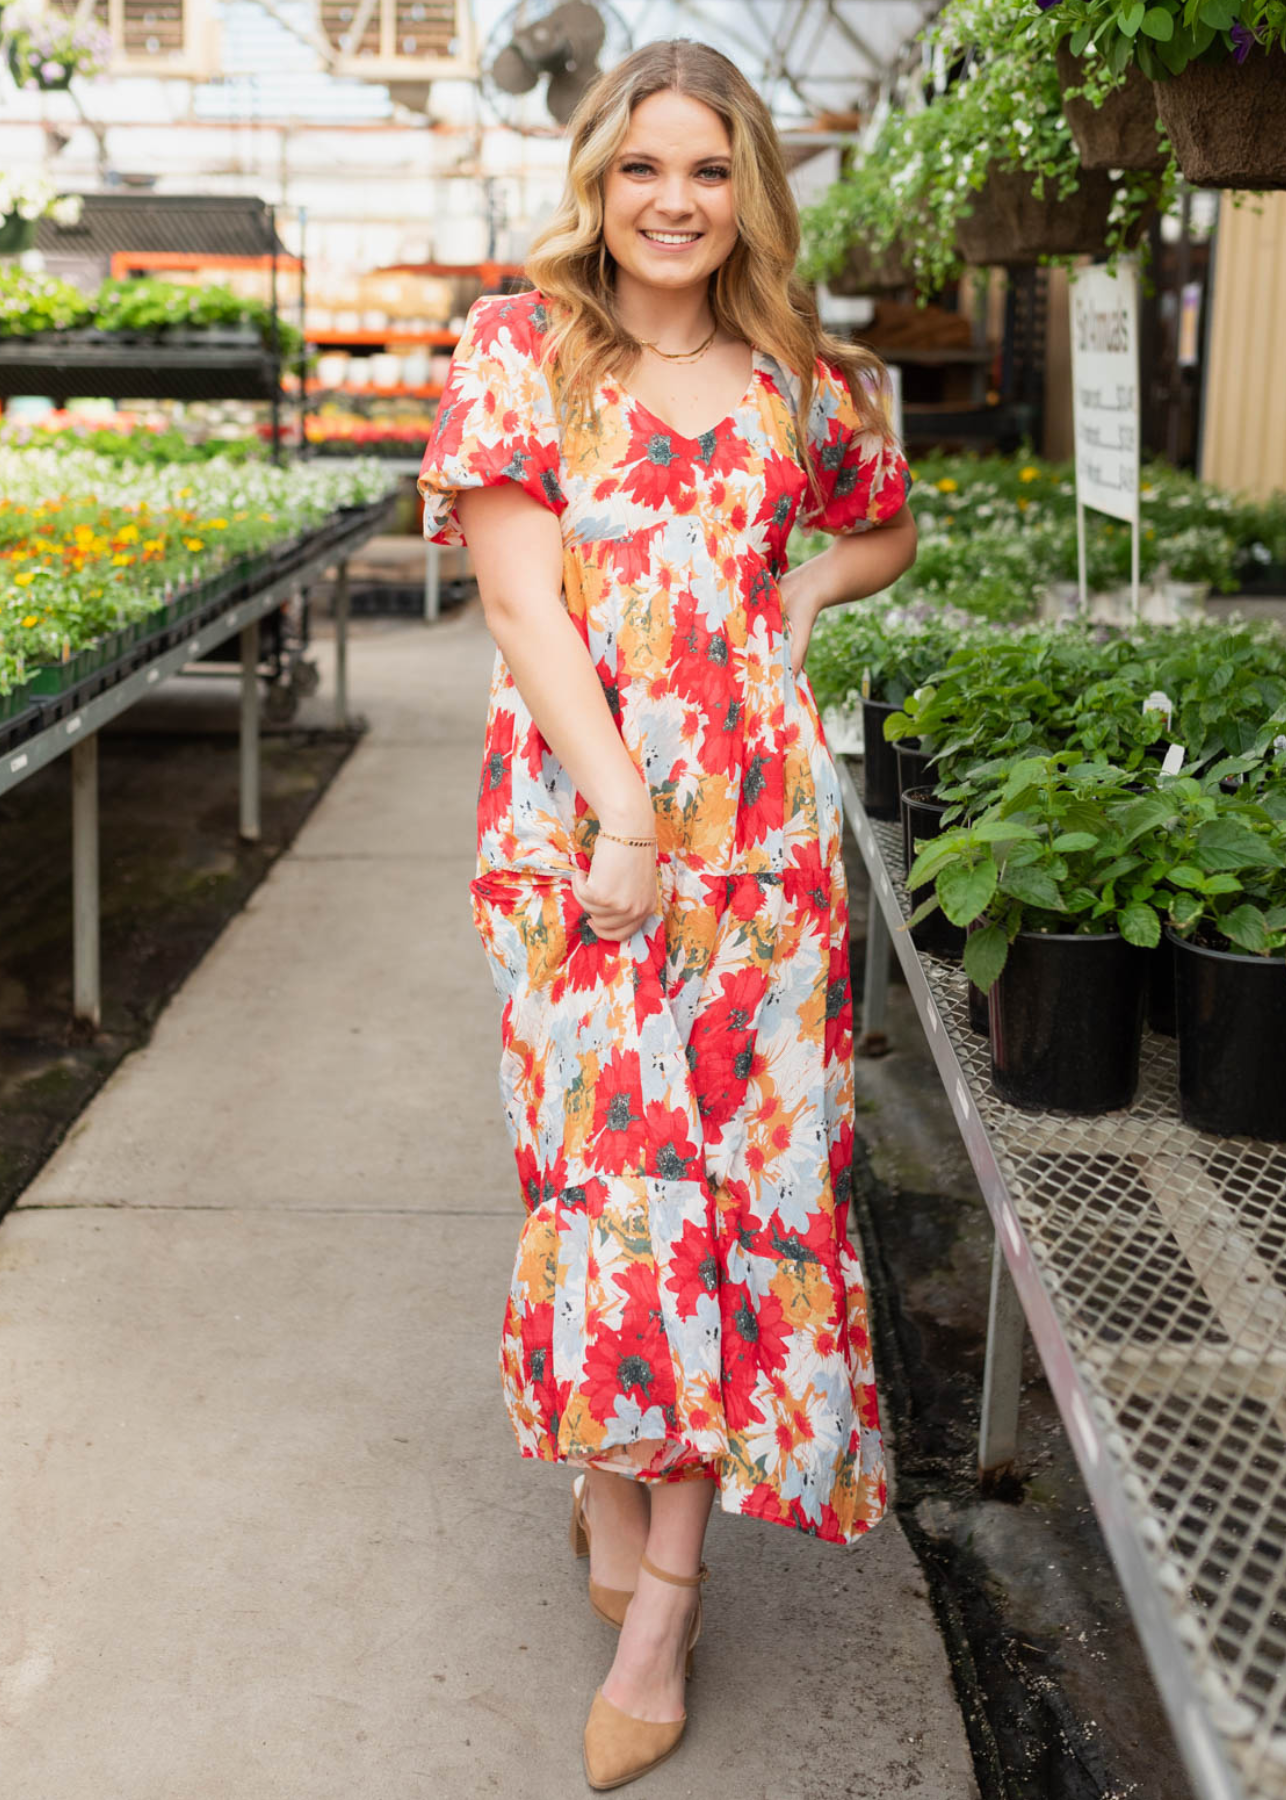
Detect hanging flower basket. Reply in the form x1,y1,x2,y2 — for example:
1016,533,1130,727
955,165,1150,267
1055,44,1168,174
6,42,73,90
825,238,915,296
0,212,38,255
1152,45,1286,190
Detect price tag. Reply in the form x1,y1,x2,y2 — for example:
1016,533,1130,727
1161,743,1186,777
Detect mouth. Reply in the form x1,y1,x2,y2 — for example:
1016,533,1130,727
639,229,703,249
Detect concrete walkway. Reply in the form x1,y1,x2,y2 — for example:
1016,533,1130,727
1,602,979,1800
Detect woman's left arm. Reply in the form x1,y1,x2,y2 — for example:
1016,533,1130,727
780,503,919,678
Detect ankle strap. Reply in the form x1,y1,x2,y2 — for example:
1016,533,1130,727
639,1552,710,1588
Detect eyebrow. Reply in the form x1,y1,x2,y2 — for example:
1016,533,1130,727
616,147,731,163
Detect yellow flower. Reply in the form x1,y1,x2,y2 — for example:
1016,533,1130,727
207,518,228,530
117,524,139,545
259,512,275,523
183,537,205,552
14,570,35,587
1019,466,1040,483
935,477,958,493
113,553,135,566
178,485,193,498
74,523,95,548
1018,497,1029,511
21,614,37,627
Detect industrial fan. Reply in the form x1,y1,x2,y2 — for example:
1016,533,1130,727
481,0,631,129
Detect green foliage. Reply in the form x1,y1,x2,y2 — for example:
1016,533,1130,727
1031,0,1286,79
0,269,305,362
798,0,1176,298
0,266,93,335
907,750,1286,986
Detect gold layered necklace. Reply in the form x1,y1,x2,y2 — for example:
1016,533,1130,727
636,321,718,363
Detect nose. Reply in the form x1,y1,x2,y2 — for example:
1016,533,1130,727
654,174,696,218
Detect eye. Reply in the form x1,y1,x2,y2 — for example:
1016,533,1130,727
698,165,730,181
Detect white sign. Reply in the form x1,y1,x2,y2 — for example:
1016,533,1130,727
1070,261,1140,527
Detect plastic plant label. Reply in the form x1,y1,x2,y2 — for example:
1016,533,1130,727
861,666,872,701
1144,690,1175,730
1161,743,1186,776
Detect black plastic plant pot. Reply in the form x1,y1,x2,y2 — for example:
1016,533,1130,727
895,738,935,804
968,978,991,1037
1172,930,1286,1141
989,930,1147,1115
1148,931,1176,1037
862,698,901,820
901,786,965,961
965,922,992,1037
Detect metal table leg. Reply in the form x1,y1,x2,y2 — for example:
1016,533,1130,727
240,618,261,843
859,892,892,1055
979,1228,1026,1490
71,732,100,1029
335,558,350,728
424,543,440,622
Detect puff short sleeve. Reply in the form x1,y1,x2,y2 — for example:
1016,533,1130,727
796,356,913,537
417,292,566,547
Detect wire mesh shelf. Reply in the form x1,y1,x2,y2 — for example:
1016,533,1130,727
841,762,1286,1800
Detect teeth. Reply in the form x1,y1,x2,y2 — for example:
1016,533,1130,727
643,231,700,244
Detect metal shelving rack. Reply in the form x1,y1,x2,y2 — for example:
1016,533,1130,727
838,755,1286,1800
1,497,396,1031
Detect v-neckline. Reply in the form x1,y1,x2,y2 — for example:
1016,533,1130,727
605,347,762,447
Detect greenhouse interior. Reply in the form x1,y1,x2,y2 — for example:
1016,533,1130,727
2,3,1286,1798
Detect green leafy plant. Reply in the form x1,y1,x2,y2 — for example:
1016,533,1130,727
1030,0,1286,79
799,0,1176,298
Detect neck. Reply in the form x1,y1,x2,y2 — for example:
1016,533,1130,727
610,269,715,348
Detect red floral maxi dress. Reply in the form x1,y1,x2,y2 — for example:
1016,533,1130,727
417,288,913,1545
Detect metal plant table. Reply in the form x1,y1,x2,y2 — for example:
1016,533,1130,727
0,498,395,1029
838,756,1286,1800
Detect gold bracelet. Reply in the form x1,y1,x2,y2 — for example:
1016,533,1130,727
597,828,657,848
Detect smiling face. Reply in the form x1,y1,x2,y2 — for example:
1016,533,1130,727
600,87,739,301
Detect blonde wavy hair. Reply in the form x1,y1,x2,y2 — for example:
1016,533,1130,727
523,38,897,512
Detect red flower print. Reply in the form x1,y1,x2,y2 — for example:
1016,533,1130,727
735,737,784,850
750,1288,792,1373
478,708,513,836
742,1481,790,1525
824,934,854,1066
786,839,830,919
644,1100,701,1182
632,920,669,1031
583,1308,676,1423
664,1215,720,1320
594,525,663,583
521,1300,554,1388
671,588,735,714
587,1047,646,1172
593,653,624,724
521,717,547,780
514,1140,542,1214
689,966,766,1128
695,421,752,481
556,895,620,996
619,417,698,509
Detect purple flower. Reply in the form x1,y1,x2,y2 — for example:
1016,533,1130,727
1230,21,1263,62
1035,0,1063,9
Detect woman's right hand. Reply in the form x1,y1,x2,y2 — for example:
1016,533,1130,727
571,834,660,942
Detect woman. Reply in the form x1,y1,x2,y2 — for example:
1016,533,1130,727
417,37,917,1790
